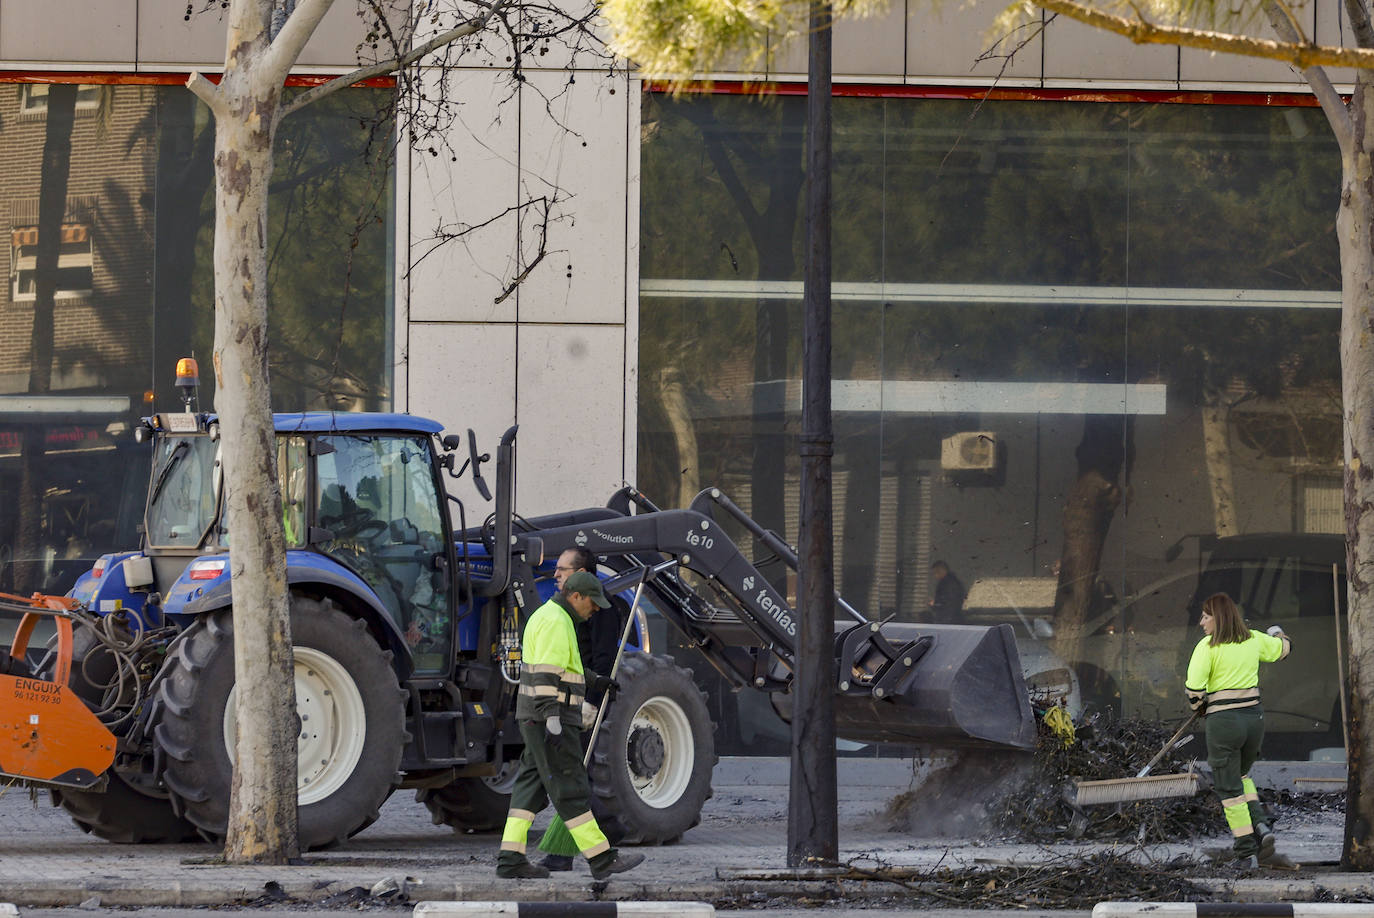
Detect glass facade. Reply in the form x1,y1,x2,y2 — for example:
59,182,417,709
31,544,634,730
0,82,394,597
638,91,1345,757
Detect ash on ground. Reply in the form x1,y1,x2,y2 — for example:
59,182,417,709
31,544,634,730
885,711,1331,843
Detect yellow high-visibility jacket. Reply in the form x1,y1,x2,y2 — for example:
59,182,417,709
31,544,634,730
1185,629,1290,715
516,595,587,725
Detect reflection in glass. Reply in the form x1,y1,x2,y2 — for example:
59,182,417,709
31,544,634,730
0,82,395,597
640,92,1343,757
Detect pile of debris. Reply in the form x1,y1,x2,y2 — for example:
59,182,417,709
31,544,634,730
989,709,1225,842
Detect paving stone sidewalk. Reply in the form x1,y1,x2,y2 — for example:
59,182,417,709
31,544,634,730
0,757,1360,909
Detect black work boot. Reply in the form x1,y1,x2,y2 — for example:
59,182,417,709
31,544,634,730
1256,823,1277,861
497,857,551,879
1229,854,1259,872
540,854,574,871
589,850,645,880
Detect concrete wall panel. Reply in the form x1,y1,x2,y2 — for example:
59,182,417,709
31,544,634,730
138,0,227,68
512,323,626,515
833,2,908,78
516,70,630,325
406,70,521,323
405,322,517,509
1043,15,1176,84
1314,0,1356,89
906,0,1041,83
2,0,137,64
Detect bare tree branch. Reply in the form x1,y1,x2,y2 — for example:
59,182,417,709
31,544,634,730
185,71,223,112
1346,0,1374,48
263,0,335,82
1262,0,1353,153
280,2,511,119
1031,0,1374,70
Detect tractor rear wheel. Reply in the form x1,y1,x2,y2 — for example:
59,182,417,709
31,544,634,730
587,653,716,845
49,624,200,843
154,597,406,849
417,759,520,833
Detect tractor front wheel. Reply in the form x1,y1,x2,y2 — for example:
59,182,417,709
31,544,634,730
153,597,406,849
587,653,716,845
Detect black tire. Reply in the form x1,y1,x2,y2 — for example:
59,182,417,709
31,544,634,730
48,625,200,844
587,653,716,845
153,597,406,850
52,772,202,844
417,760,521,833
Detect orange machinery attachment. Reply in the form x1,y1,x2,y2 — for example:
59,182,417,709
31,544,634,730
0,593,115,789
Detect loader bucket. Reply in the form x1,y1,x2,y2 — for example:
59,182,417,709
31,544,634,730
772,622,1037,751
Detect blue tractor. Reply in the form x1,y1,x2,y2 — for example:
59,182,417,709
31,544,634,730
0,385,1039,849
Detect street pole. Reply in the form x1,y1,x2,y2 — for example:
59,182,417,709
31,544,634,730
788,0,838,867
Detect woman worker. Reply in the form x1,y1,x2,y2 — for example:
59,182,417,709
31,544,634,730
1185,593,1291,870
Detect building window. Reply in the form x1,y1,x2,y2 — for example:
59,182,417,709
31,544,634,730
19,84,100,115
1299,473,1344,534
11,224,93,301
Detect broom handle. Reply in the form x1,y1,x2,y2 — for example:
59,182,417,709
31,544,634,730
1136,709,1201,778
583,577,648,767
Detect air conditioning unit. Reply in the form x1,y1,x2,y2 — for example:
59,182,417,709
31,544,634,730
941,431,998,471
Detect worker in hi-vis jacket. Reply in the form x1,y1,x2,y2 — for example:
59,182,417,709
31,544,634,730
496,570,644,880
1185,592,1291,871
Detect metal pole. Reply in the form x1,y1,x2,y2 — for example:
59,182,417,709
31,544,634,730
788,0,838,867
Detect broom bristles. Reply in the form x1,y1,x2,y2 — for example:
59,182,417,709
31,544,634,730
1068,772,1202,807
537,814,580,857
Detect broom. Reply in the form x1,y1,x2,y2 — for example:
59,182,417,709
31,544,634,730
539,575,649,860
1065,710,1203,806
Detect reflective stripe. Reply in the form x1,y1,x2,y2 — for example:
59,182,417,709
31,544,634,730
533,685,559,697
501,812,533,854
564,672,585,684
1221,794,1248,808
1209,687,1260,702
568,814,610,857
1231,823,1254,838
526,663,565,675
566,810,597,829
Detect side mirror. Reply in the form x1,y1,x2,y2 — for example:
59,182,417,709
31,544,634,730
468,429,492,502
442,434,461,451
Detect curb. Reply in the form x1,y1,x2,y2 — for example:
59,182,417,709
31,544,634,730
414,904,715,917
1094,904,1374,917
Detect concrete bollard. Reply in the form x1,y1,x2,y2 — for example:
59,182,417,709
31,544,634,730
1094,904,1374,917
414,903,715,917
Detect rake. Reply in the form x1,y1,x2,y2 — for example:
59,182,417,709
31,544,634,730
1065,710,1203,807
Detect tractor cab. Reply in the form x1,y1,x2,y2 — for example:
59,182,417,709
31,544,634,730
74,374,460,676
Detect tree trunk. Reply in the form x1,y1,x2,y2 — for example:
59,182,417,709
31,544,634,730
16,84,78,595
212,1,298,865
1201,398,1239,538
1051,415,1128,672
1339,71,1374,872
657,362,699,507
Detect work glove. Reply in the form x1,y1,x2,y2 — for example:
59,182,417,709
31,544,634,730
581,701,599,729
545,715,562,737
591,674,620,697
1266,625,1286,637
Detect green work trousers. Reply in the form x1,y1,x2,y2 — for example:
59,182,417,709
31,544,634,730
497,719,615,871
1205,706,1267,856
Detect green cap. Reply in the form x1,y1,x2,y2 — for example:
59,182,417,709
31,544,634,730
564,570,611,608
